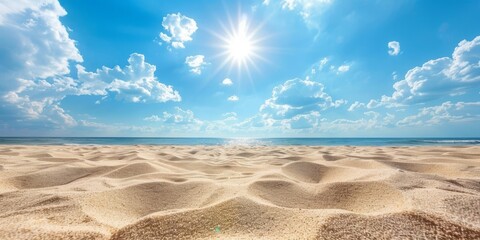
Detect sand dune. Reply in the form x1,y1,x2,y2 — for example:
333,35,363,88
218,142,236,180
0,145,479,239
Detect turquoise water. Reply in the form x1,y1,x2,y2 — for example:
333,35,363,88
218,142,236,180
0,137,479,146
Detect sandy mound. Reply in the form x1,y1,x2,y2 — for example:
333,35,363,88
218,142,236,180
0,145,479,239
104,162,160,178
80,181,221,228
10,165,114,189
248,180,405,213
111,197,323,240
316,211,480,239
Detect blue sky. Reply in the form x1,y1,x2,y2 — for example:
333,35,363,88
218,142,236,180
0,0,479,137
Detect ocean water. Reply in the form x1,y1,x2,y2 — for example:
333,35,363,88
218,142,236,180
0,137,479,146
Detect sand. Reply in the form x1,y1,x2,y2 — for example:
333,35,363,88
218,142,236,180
0,145,479,239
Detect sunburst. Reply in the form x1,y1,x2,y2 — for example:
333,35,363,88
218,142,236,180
211,13,267,77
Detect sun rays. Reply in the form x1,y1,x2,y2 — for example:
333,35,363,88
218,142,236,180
210,11,269,79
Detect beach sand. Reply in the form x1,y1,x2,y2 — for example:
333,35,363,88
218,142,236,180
0,145,479,239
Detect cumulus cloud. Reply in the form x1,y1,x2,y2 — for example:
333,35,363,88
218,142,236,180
222,78,233,86
77,53,181,103
159,13,197,49
446,37,480,82
237,78,350,132
0,0,184,133
396,101,480,127
0,0,82,90
3,77,78,121
0,0,82,127
185,55,206,74
228,95,239,101
388,41,400,56
260,78,346,119
374,36,480,107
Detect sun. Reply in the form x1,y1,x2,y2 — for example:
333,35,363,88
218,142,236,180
212,14,266,75
226,18,253,63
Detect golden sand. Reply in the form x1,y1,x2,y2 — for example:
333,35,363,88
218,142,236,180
0,145,479,239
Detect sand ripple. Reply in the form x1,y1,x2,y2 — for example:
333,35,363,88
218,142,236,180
0,145,479,239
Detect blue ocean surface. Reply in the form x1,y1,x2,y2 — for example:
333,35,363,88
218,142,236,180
0,137,479,146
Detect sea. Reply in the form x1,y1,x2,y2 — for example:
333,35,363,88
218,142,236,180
0,137,479,146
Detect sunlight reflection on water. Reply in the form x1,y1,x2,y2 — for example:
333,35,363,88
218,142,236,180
223,138,271,146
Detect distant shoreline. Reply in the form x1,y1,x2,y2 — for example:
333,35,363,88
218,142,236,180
0,137,479,146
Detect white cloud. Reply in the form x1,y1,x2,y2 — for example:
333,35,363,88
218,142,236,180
77,53,181,103
319,57,329,69
366,99,380,109
222,112,238,121
388,41,400,56
143,107,203,127
375,36,480,107
396,101,479,127
0,0,82,127
144,115,162,122
260,78,346,119
337,64,350,73
3,77,78,121
222,78,233,86
228,95,239,101
287,111,320,129
282,0,332,12
233,108,397,134
0,1,82,88
277,0,333,29
348,101,365,112
159,13,198,49
94,95,108,105
446,37,480,82
234,114,277,130
144,107,202,126
163,107,199,124
282,0,297,10
185,55,206,74
392,71,398,80
322,111,390,132
0,0,182,132
455,101,480,110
